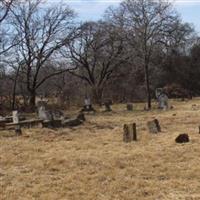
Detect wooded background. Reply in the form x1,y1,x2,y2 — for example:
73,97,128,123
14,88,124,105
0,0,199,111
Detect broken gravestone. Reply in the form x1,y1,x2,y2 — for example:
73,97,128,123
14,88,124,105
147,119,161,134
175,134,189,143
123,123,137,142
127,104,133,111
62,113,85,127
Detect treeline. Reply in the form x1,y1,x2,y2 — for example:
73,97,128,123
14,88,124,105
0,0,199,111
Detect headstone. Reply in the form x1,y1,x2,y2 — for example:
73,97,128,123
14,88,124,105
84,98,91,109
81,98,95,112
147,119,161,133
12,111,19,123
127,104,133,111
175,134,189,143
123,123,137,142
158,93,168,110
155,88,164,99
38,106,53,121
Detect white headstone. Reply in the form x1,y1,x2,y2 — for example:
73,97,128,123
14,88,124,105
158,94,168,110
84,98,91,109
38,106,52,121
13,111,19,123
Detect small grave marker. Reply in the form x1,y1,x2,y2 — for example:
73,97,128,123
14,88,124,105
147,119,161,134
123,123,137,142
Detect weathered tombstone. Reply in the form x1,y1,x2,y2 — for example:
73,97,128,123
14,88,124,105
158,93,169,110
155,88,164,98
12,111,19,123
127,104,133,111
123,123,137,142
38,106,53,121
81,98,95,112
175,134,189,143
147,119,161,134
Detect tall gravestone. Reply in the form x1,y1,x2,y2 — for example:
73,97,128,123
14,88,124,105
156,88,169,110
12,111,19,123
13,111,22,135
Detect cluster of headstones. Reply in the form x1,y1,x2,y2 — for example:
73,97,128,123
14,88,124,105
123,119,189,144
37,101,86,128
81,98,113,113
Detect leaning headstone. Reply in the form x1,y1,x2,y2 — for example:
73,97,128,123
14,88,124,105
123,123,137,142
147,119,161,133
12,111,19,123
127,104,133,111
158,93,169,110
175,134,189,143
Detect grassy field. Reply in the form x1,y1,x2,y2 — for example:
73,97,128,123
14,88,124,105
1,99,200,200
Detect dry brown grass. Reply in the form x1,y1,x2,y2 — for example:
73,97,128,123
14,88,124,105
1,99,200,200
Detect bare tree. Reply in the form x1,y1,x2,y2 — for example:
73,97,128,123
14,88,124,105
0,0,14,23
0,0,17,55
107,0,186,109
11,0,76,108
63,21,129,104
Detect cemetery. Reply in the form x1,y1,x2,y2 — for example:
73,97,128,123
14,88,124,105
1,0,200,199
1,96,200,199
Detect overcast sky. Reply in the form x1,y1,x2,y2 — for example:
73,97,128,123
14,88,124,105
49,0,200,33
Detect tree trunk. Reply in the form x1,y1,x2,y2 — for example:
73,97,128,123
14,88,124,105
144,63,151,109
29,90,36,110
92,86,103,105
12,65,20,110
